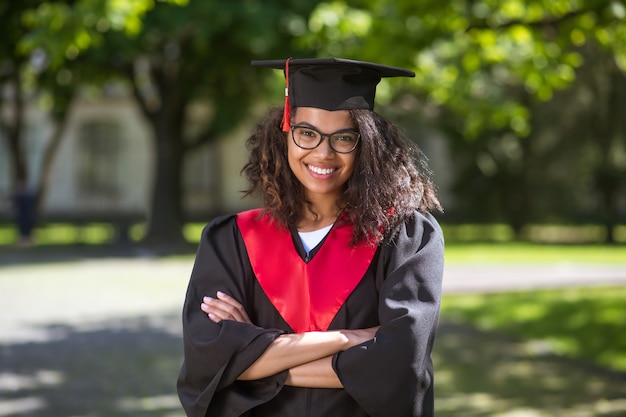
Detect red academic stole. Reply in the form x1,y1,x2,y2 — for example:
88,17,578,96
236,209,377,333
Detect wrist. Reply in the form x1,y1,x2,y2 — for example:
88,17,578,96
336,330,351,350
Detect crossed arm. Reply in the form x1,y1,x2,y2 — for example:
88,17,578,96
201,291,378,388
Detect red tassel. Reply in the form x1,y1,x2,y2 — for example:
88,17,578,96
280,58,292,132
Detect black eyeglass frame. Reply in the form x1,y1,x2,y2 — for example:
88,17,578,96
290,125,361,154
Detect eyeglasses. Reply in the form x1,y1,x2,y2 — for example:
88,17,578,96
290,125,360,154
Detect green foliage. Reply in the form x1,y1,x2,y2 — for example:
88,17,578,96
3,0,322,243
17,0,181,68
3,0,625,242
302,0,625,138
441,286,626,372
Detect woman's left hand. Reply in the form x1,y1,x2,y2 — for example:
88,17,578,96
201,291,252,324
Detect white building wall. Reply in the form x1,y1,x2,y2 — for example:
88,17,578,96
44,97,154,215
1,92,259,222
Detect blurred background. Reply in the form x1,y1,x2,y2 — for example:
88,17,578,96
1,0,625,416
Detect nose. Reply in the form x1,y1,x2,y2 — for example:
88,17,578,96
313,134,335,157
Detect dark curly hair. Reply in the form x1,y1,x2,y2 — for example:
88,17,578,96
242,107,442,245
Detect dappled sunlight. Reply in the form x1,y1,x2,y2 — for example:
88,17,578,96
0,397,46,417
117,394,184,415
593,398,626,415
441,287,626,371
434,321,626,416
492,409,546,417
0,315,183,417
0,371,64,417
435,391,523,414
0,370,65,391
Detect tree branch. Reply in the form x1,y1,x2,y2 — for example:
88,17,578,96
36,91,74,213
125,61,159,124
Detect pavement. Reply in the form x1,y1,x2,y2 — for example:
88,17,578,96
443,262,626,293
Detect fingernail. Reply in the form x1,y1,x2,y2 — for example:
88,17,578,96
216,291,224,297
203,296,212,302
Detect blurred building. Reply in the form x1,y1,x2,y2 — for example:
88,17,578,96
0,88,256,226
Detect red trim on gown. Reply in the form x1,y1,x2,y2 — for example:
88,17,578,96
237,209,377,333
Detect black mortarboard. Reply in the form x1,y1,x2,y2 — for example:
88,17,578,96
251,58,415,131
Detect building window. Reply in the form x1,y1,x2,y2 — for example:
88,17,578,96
77,120,121,198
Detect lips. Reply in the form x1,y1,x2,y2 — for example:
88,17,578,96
307,164,337,175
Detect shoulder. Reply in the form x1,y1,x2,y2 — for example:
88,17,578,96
407,211,443,243
203,209,262,231
200,209,269,239
376,210,444,292
385,210,444,257
199,210,248,241
203,213,237,233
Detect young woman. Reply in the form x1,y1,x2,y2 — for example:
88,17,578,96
177,58,444,417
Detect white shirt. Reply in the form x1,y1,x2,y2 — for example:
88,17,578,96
298,224,333,254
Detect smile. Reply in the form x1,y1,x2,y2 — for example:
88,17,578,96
307,165,337,175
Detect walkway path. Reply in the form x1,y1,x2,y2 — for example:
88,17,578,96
443,262,626,293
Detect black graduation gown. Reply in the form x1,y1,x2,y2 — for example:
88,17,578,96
177,209,444,417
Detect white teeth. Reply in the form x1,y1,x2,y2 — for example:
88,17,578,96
308,165,335,175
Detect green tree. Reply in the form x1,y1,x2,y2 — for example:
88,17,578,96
12,0,317,245
2,0,163,240
1,0,42,187
92,0,317,245
301,0,626,240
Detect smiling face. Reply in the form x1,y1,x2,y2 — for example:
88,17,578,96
287,107,358,205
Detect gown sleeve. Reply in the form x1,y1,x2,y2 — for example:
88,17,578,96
177,215,287,417
331,211,444,417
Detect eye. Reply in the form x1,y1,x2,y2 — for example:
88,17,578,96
334,133,357,143
297,127,317,137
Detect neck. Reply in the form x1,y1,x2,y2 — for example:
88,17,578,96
297,199,341,232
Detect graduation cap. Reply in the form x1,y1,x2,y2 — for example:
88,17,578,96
251,58,415,131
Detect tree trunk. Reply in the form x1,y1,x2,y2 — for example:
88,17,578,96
36,98,73,216
506,95,534,240
593,60,624,244
131,60,188,247
142,122,186,246
4,69,27,184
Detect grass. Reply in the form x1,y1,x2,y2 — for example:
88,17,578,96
442,223,626,244
445,242,626,264
440,286,626,372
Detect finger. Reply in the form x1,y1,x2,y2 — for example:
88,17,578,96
216,292,252,323
215,291,242,307
201,300,231,322
201,297,236,319
202,296,248,323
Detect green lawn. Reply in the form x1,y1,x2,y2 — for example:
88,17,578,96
445,242,626,264
441,286,626,372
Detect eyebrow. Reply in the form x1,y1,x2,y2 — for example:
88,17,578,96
293,121,358,133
